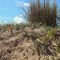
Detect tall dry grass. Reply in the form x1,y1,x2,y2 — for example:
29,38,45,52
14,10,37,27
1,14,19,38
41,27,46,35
27,0,57,27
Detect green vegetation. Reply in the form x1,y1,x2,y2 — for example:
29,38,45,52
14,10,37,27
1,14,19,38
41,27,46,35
47,28,57,38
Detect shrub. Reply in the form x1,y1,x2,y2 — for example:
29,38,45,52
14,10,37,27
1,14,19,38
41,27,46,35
45,27,57,39
47,28,57,38
15,24,20,31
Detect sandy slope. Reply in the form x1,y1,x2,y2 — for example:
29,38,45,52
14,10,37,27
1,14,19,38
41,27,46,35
0,27,60,60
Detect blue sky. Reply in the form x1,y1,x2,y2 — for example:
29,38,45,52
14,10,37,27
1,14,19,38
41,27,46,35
0,0,60,24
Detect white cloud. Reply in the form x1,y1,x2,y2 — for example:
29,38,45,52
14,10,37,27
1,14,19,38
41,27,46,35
16,1,30,7
3,20,7,24
23,3,30,7
0,20,8,24
0,17,12,24
13,16,24,24
16,2,23,7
